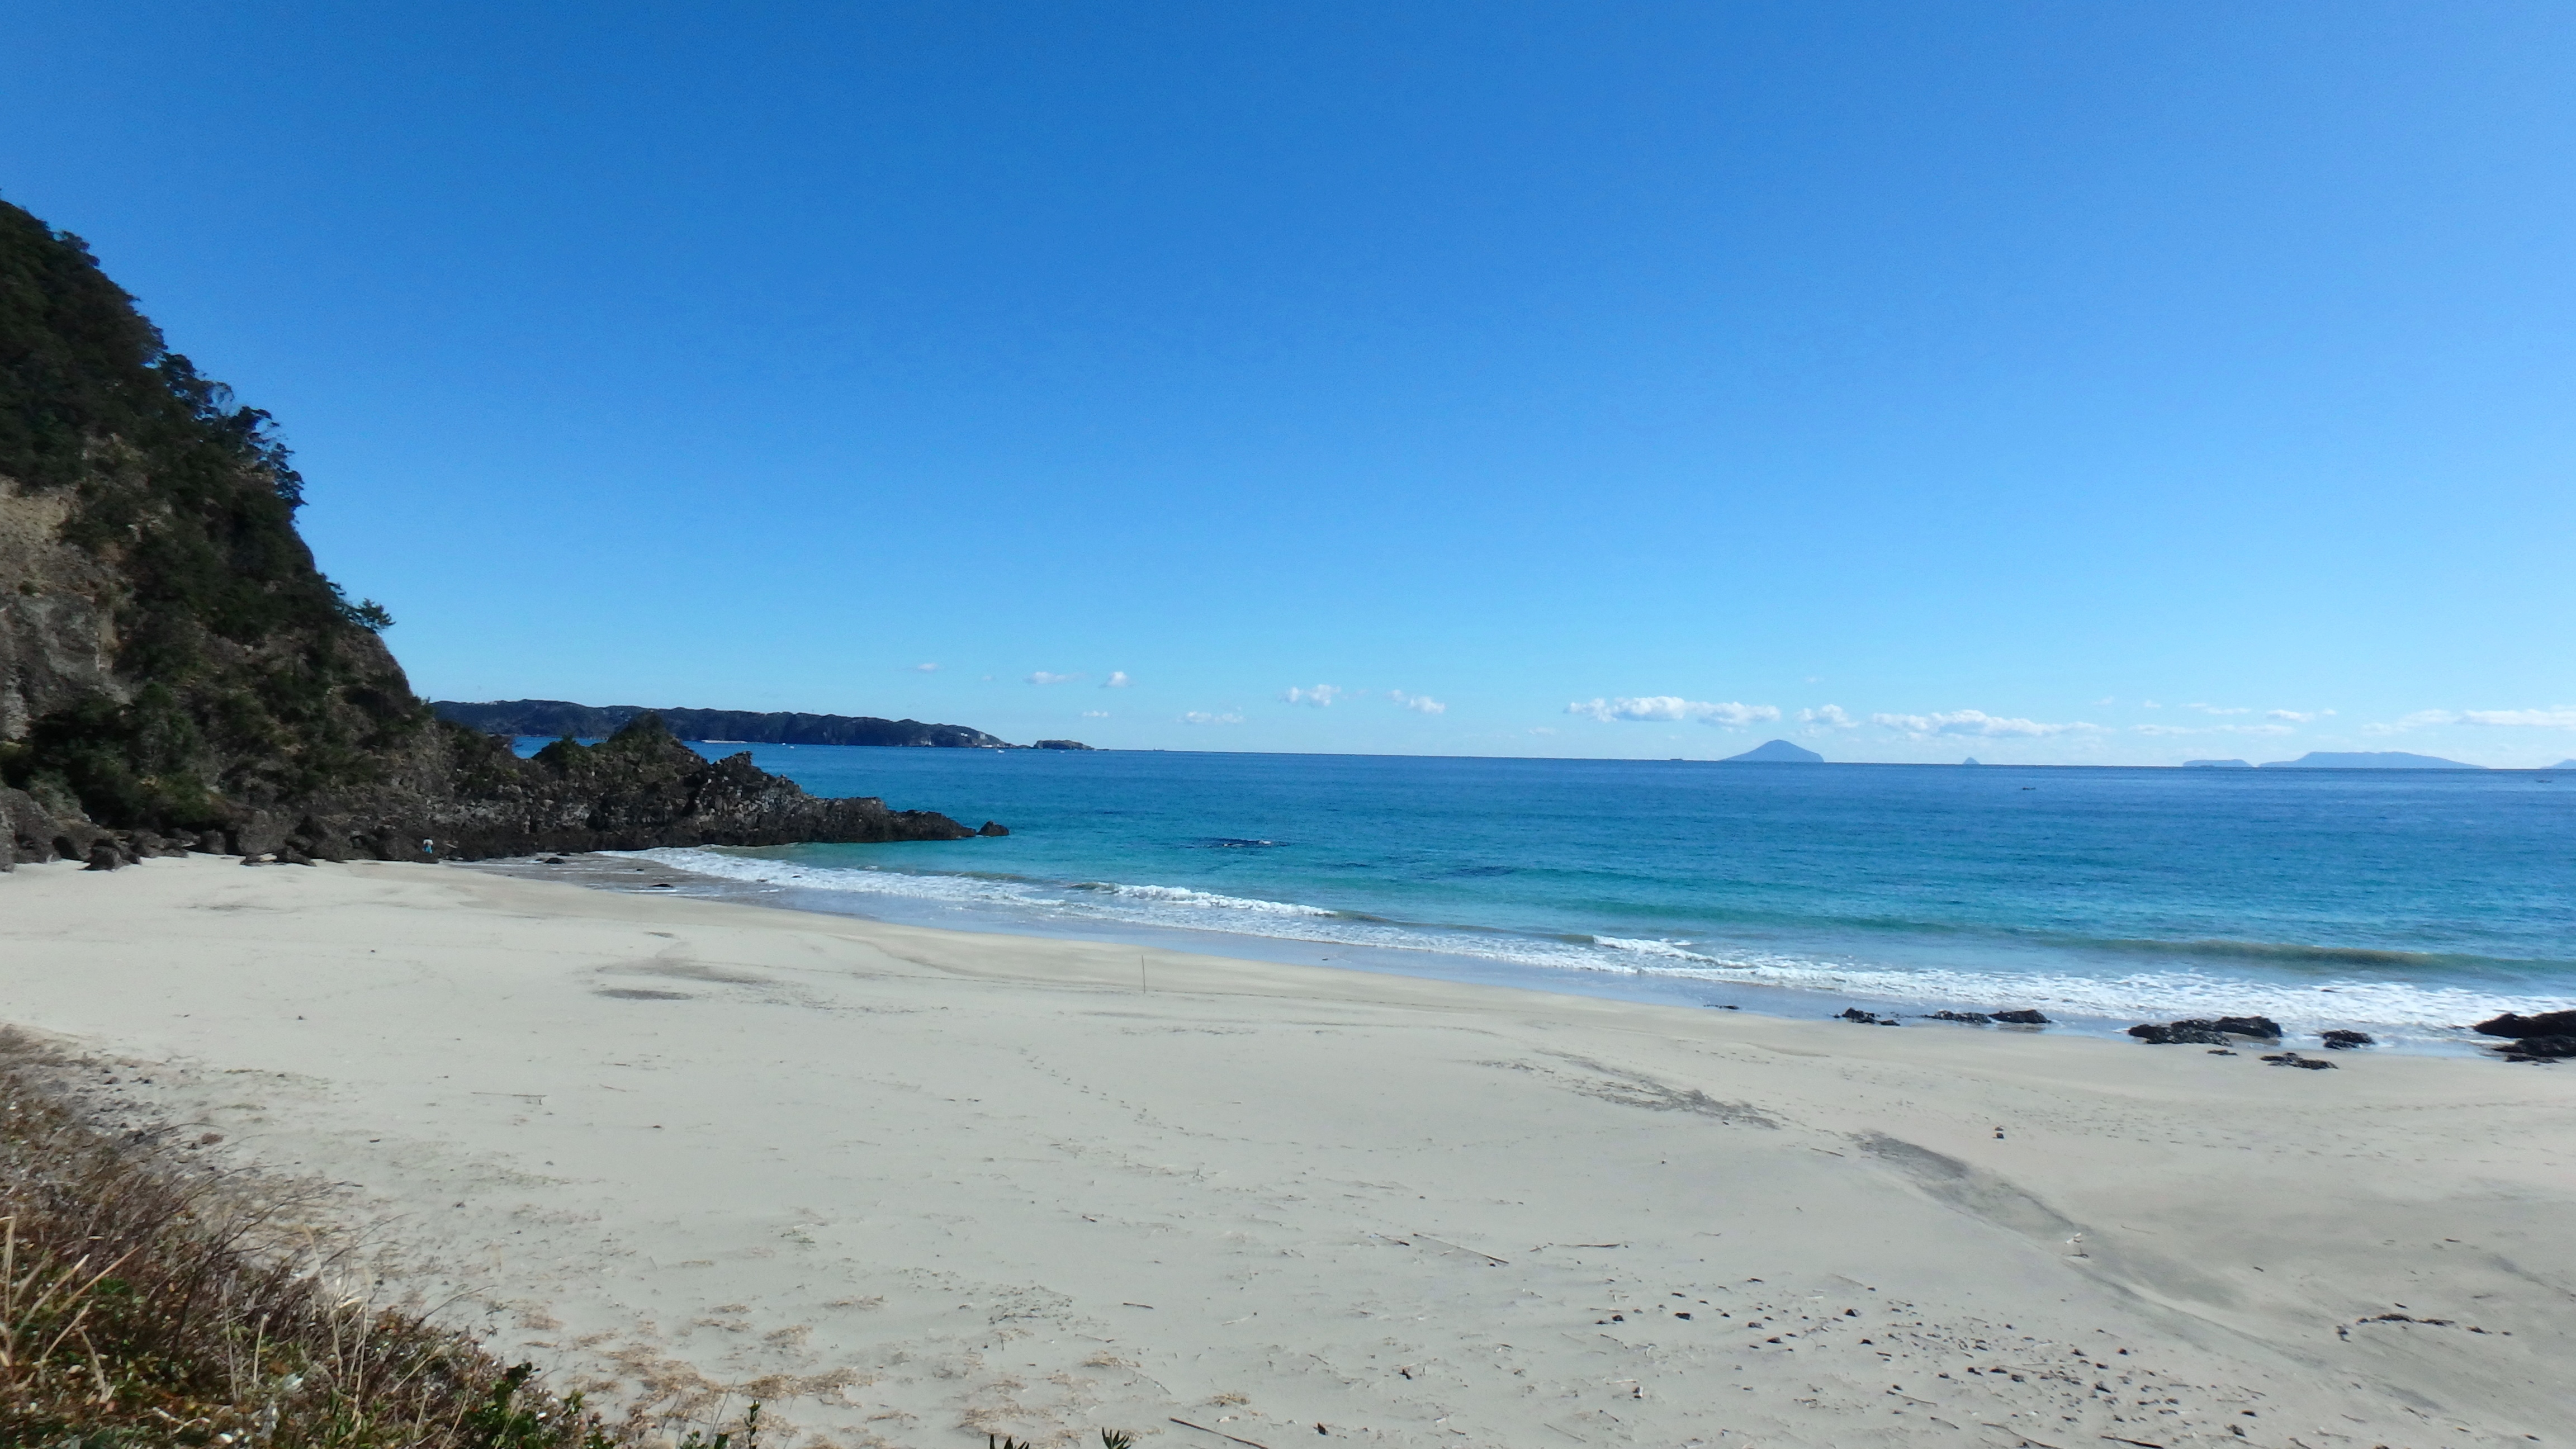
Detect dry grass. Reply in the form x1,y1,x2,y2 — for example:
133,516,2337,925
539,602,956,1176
0,1031,636,1448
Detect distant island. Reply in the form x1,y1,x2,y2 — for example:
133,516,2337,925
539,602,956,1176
1718,739,1824,764
2256,751,2482,770
433,700,1017,749
2184,759,2252,769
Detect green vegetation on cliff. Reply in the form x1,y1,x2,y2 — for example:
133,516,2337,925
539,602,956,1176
0,197,416,827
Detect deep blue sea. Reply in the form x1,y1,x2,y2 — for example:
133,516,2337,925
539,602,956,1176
523,741,2576,1047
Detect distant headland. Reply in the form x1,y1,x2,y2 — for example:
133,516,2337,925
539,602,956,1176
433,699,1026,749
2256,751,2482,770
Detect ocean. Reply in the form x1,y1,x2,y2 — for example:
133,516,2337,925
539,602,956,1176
527,741,2576,1049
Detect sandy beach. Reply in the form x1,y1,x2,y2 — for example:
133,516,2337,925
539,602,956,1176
3,854,2570,1448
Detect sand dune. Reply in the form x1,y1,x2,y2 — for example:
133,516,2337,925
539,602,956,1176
4,854,2570,1447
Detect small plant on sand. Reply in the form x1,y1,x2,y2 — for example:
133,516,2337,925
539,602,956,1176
676,1401,761,1449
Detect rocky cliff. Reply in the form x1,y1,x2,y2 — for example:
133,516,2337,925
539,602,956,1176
0,197,989,868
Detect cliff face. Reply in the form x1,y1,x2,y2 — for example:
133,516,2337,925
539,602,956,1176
0,198,986,868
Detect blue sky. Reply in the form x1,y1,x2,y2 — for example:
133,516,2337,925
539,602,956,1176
7,2,2573,764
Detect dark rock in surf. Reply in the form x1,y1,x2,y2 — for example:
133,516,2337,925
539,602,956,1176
2133,1015,2280,1045
1839,1008,1891,1025
2261,1050,2337,1069
2130,1022,2232,1045
1990,1009,2052,1026
2473,1010,2576,1039
2320,1029,2374,1049
978,821,1010,836
2492,1036,2576,1062
1929,1011,1992,1025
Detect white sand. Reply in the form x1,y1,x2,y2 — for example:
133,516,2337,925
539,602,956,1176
3,854,2571,1448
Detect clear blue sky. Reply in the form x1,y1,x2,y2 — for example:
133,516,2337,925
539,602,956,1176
8,2,2573,763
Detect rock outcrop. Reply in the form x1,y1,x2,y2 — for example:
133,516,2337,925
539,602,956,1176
0,197,987,868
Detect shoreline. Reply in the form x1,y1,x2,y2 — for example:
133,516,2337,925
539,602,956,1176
465,847,2535,1059
4,854,2572,1446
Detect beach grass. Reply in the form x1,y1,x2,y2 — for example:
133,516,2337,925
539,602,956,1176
0,1031,619,1449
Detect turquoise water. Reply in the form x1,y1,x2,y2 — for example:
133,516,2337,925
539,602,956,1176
534,741,2576,1043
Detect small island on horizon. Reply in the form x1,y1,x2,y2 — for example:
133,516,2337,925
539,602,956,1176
1718,738,1825,764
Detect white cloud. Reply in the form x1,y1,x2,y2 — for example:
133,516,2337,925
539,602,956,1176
2457,708,2576,728
2266,708,2332,722
2184,703,2251,716
1566,697,1781,727
1103,671,1131,688
1081,710,1110,718
1027,670,1083,685
1282,684,1343,707
1529,726,1557,735
1873,709,2098,739
1388,690,1446,714
2370,704,2576,731
1798,704,1856,728
1181,711,1243,726
912,662,940,673
2132,722,2294,737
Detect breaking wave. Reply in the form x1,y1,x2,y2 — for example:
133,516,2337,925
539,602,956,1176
625,849,2569,1044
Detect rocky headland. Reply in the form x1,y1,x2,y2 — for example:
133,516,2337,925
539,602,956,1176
0,197,989,868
